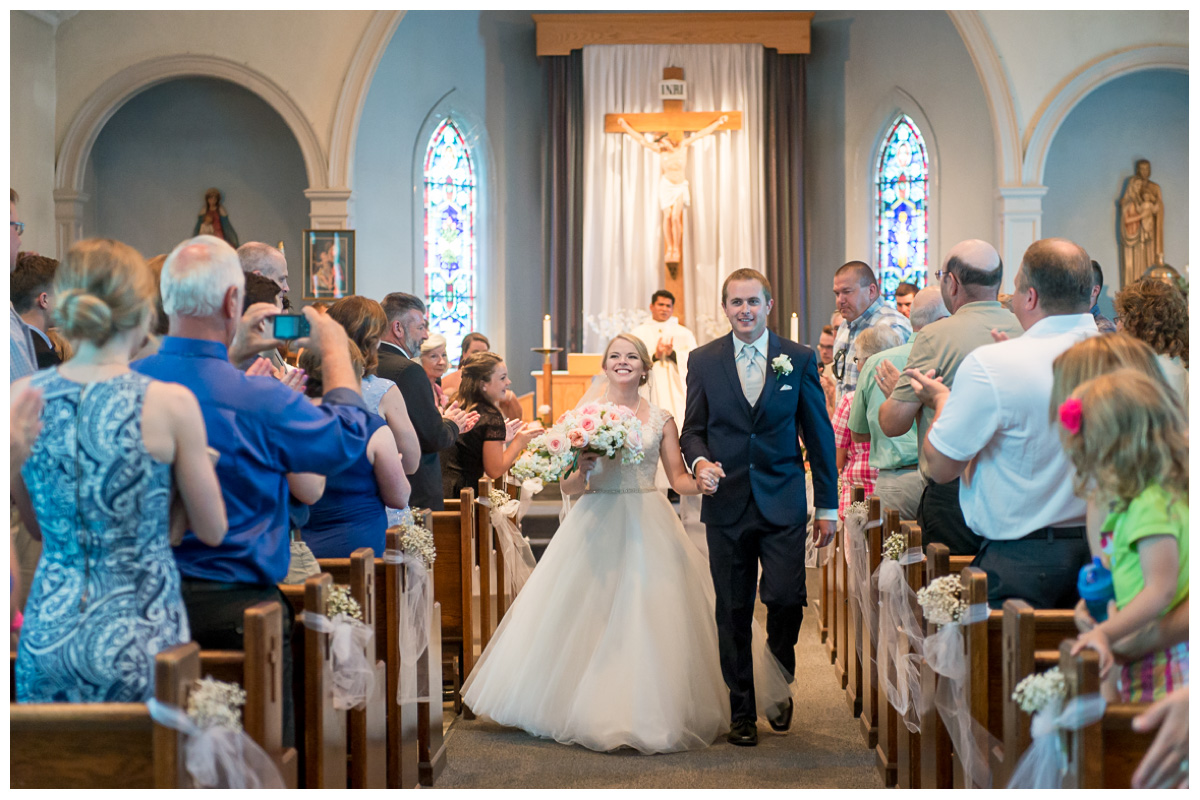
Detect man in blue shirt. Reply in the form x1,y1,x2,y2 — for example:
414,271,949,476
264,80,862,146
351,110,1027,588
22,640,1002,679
134,235,370,747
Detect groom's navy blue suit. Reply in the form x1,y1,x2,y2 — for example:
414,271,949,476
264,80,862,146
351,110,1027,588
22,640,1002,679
681,330,838,722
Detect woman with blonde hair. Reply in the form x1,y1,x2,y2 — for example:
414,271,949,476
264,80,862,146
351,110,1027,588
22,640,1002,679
442,351,542,498
14,238,227,702
326,295,420,473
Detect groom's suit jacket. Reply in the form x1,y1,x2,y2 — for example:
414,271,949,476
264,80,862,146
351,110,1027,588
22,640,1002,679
680,330,838,528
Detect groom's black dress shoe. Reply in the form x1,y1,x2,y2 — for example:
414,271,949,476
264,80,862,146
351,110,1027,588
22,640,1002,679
767,698,794,732
727,719,758,747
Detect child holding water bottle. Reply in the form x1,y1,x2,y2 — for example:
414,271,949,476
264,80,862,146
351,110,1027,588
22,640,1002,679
1058,369,1188,702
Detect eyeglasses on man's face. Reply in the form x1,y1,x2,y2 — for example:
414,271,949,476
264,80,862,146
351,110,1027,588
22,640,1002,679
10,221,25,236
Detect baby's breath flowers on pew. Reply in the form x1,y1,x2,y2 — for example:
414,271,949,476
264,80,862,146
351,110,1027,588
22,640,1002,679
187,677,247,731
1011,667,1067,715
327,584,363,621
882,532,906,562
917,574,967,625
395,508,437,570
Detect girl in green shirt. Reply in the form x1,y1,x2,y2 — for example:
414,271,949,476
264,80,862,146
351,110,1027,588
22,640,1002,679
1059,369,1188,702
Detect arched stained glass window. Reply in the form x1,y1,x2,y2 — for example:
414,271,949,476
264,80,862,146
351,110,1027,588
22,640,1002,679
423,119,477,364
874,115,929,301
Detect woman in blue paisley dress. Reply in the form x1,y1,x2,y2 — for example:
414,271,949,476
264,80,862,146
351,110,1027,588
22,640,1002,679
12,238,227,703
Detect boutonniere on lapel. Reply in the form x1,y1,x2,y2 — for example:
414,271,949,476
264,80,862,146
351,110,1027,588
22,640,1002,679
771,354,793,377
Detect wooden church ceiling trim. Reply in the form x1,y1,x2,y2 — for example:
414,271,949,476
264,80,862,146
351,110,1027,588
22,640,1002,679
533,12,813,56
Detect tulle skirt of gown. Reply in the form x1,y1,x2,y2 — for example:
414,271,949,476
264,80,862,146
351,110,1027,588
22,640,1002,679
460,489,791,754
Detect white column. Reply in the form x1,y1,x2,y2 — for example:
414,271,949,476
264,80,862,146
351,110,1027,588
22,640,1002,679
996,185,1047,292
305,187,353,229
52,189,89,259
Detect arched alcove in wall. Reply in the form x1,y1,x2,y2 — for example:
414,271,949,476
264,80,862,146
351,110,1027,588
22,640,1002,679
1041,68,1187,310
85,77,309,288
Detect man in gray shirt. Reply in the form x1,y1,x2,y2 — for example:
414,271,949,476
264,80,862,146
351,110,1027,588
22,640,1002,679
875,239,1024,554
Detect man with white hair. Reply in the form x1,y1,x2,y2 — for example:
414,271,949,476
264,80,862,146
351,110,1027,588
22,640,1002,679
133,235,371,748
848,287,948,518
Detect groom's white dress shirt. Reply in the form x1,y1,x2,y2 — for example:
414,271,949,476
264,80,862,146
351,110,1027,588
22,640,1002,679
696,329,838,522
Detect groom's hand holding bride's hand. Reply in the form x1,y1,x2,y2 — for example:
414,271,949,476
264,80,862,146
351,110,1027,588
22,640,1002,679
694,459,725,495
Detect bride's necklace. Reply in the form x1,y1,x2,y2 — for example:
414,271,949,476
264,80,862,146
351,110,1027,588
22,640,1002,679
603,389,643,419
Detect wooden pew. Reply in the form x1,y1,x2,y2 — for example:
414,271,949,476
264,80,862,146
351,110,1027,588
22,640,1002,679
420,508,453,785
315,548,388,788
382,530,424,790
871,506,902,786
844,489,868,722
197,600,299,788
893,522,924,789
917,542,954,789
1060,642,1157,788
472,481,499,655
954,569,1077,788
996,598,1076,788
11,642,197,788
283,574,349,789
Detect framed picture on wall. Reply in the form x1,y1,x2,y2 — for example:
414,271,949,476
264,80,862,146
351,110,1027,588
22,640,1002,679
302,229,355,301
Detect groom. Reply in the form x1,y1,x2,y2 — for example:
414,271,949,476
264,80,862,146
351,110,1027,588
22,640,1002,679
681,268,838,746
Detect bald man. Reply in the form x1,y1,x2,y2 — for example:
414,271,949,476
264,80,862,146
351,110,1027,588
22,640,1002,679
874,240,1023,555
902,239,1098,608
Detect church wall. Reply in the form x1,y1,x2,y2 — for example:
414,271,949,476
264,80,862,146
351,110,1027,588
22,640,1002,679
979,11,1188,139
10,12,57,258
87,78,310,278
354,10,546,395
1041,69,1188,313
804,10,995,343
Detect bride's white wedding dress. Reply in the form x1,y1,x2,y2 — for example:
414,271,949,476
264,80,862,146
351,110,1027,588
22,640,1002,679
460,404,791,754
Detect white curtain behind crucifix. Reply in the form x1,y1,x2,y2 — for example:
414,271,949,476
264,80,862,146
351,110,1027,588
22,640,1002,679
581,44,764,352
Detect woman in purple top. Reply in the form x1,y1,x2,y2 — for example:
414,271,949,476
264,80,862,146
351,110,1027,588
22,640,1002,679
299,342,410,558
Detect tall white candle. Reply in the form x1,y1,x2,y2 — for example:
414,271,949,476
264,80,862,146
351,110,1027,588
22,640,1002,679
790,312,799,342
542,315,552,350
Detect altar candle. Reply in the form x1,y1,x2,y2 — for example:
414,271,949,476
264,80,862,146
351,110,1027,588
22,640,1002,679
542,315,552,349
790,313,799,342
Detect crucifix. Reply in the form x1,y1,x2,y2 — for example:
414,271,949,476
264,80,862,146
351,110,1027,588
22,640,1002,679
605,67,742,325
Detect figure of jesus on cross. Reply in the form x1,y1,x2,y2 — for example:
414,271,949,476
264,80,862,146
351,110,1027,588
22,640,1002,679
616,113,728,265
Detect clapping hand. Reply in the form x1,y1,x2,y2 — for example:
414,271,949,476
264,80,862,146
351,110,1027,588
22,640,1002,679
902,367,948,408
443,400,480,434
503,417,525,444
655,337,674,361
514,421,544,448
990,328,1011,344
874,359,900,397
278,366,308,393
1131,687,1189,789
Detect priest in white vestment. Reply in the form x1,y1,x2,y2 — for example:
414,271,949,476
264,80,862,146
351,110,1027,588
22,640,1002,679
630,290,703,541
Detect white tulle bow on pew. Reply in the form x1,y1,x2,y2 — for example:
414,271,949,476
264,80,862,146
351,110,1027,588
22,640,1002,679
1007,693,1107,788
147,699,285,789
381,548,433,704
872,547,925,733
299,611,377,710
486,479,542,596
842,502,880,659
923,601,995,788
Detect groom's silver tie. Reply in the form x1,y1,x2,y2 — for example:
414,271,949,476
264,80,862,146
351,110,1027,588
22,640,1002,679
739,346,764,405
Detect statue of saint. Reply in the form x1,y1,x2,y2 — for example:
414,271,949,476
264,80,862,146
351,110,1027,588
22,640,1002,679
617,114,728,264
1120,159,1164,287
194,187,239,248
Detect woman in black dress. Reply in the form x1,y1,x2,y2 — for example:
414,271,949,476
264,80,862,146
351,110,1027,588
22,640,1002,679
442,352,541,498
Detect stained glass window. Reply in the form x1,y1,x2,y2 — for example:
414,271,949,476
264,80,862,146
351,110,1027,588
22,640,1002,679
874,115,929,301
423,119,477,365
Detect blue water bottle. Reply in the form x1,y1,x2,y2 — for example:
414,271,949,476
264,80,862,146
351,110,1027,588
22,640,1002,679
1077,557,1114,623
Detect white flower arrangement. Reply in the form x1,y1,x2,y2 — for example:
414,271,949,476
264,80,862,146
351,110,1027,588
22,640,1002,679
772,354,793,376
327,584,363,621
917,574,968,625
187,677,247,732
488,488,511,509
882,533,906,562
394,508,437,570
1012,667,1067,715
585,308,650,343
847,500,870,531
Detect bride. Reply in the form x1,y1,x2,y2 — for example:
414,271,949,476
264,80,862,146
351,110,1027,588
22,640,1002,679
460,333,791,754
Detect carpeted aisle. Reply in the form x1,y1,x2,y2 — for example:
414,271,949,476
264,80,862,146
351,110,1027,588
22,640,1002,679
437,570,883,789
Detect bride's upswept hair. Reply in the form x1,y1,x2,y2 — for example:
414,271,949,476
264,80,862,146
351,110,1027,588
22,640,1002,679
604,334,652,386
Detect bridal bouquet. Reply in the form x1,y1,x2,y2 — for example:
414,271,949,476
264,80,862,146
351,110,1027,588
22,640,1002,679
511,402,645,483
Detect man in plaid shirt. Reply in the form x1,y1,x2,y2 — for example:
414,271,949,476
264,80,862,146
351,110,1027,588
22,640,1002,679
830,261,911,404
